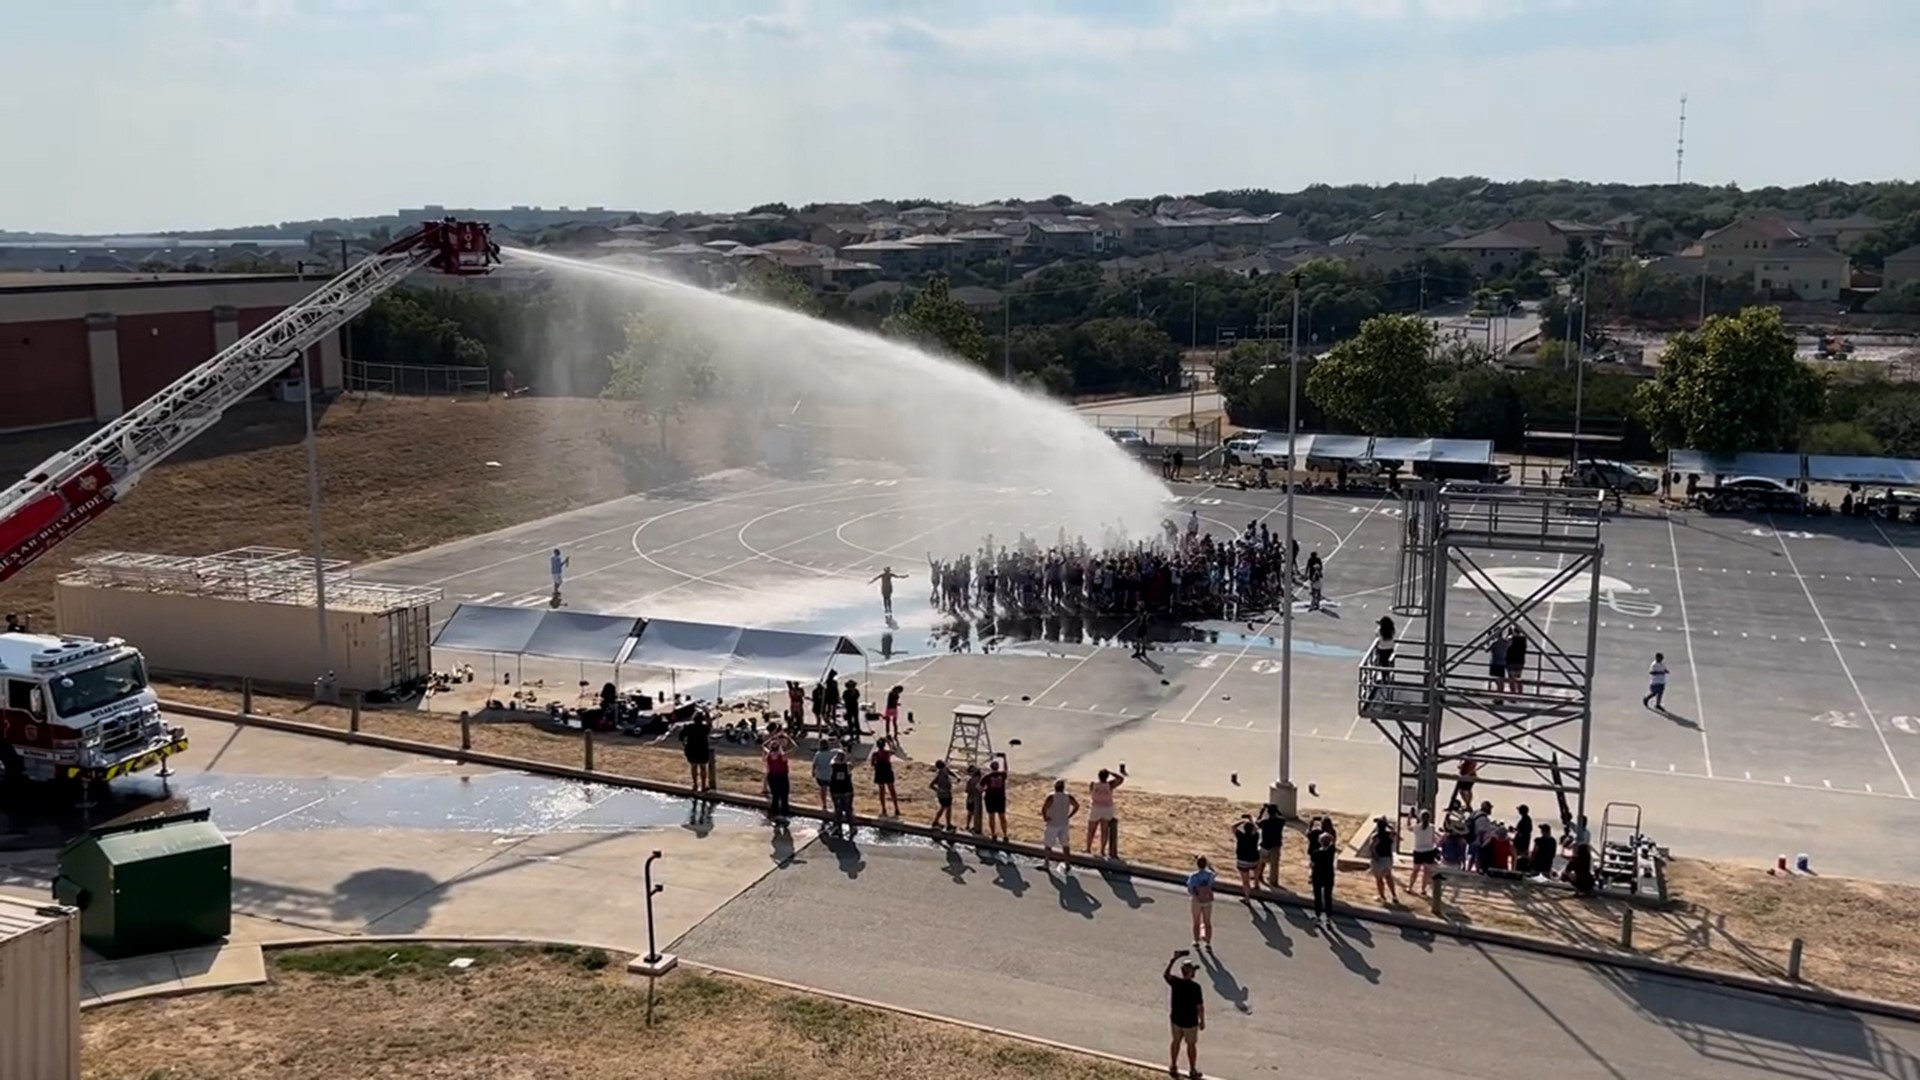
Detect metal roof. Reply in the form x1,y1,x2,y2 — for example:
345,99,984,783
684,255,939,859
58,547,441,613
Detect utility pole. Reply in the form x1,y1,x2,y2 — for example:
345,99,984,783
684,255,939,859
1002,252,1013,381
1573,263,1590,465
1272,270,1303,817
299,346,333,701
1698,265,1709,324
1418,266,1427,313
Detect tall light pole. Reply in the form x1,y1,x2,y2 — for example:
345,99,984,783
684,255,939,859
1573,263,1591,463
1001,250,1014,381
298,346,333,700
1271,271,1303,817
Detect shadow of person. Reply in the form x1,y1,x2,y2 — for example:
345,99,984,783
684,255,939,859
1326,924,1383,984
1251,902,1294,958
1658,708,1701,730
1099,868,1154,909
984,852,1029,898
942,845,975,885
1200,949,1253,1014
819,831,866,880
1050,869,1102,918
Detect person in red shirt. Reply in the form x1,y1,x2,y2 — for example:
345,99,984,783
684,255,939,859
762,729,795,824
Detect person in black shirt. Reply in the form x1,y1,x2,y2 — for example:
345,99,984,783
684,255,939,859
827,749,856,835
1255,804,1286,889
1513,803,1535,873
810,682,827,728
679,710,714,792
841,679,862,738
1309,829,1338,926
825,671,841,725
1232,815,1262,900
1163,950,1205,1079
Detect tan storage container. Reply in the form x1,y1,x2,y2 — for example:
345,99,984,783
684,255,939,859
0,897,82,1080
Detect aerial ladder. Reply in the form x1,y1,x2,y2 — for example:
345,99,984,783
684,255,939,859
0,218,500,585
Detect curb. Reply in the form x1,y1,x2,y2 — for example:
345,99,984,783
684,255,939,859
165,699,1920,1025
95,932,1183,1077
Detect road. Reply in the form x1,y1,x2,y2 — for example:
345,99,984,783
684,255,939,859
1424,302,1544,355
679,838,1920,1080
1076,389,1224,426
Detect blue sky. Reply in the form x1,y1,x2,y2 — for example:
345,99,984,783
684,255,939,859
6,0,1917,233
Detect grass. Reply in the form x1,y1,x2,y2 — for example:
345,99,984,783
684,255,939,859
80,945,1147,1080
158,680,1920,1008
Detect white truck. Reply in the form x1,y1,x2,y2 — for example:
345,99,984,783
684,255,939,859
0,632,186,787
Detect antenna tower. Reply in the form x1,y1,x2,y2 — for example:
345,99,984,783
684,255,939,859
1675,94,1688,184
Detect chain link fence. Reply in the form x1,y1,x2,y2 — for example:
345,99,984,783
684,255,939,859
345,360,491,397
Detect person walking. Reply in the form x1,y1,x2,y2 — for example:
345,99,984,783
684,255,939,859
1085,766,1124,859
869,737,900,817
1309,829,1338,925
929,760,955,831
1040,780,1080,870
1163,950,1205,1080
1644,652,1670,711
548,547,569,600
1407,809,1439,896
1231,815,1262,901
1255,803,1286,890
883,684,904,740
868,566,908,616
1306,550,1324,611
1186,856,1218,948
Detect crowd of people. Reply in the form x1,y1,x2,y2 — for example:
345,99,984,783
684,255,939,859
921,510,1331,622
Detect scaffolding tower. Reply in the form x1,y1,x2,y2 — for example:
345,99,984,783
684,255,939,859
1358,481,1605,828
61,547,443,612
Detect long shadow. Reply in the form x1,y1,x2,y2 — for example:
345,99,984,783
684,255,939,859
1200,948,1252,1014
1049,869,1102,918
819,831,866,879
1590,962,1920,1080
985,850,1030,898
1249,901,1294,958
1325,923,1382,984
1099,867,1154,910
941,844,975,885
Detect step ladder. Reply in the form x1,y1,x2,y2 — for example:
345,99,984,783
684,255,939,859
945,703,995,769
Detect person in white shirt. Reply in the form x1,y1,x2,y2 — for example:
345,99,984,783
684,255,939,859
1643,652,1669,711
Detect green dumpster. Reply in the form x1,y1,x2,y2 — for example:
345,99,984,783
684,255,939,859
52,809,231,959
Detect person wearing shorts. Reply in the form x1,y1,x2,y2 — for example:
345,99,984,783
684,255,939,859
964,765,984,834
1255,803,1286,889
883,684,903,739
982,756,1010,841
1231,815,1262,899
1084,766,1124,859
1407,809,1439,895
1040,779,1079,870
1487,630,1509,692
1186,856,1217,948
929,760,955,831
811,740,836,811
679,711,714,793
1164,951,1205,1079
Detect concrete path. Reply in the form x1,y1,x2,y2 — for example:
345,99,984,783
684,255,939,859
674,836,1920,1080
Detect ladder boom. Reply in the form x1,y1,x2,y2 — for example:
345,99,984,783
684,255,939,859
0,218,497,584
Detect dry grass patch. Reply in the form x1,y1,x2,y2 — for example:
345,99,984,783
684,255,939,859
82,944,1144,1080
162,684,1920,1006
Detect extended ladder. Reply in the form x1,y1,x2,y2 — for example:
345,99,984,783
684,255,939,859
0,220,498,584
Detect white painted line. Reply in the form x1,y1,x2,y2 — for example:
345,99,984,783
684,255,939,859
1871,517,1920,582
1666,513,1714,779
1770,517,1915,799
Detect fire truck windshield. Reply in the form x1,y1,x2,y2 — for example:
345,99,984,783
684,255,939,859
48,654,149,719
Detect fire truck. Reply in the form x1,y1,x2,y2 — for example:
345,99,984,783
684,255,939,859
0,218,499,788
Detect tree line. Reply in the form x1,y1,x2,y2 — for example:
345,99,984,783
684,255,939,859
1219,306,1920,461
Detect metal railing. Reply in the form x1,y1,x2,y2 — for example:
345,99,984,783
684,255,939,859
345,360,491,397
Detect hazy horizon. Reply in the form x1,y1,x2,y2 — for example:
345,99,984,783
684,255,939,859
6,0,1917,235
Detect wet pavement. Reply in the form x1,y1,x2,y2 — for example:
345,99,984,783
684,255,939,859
1,769,763,853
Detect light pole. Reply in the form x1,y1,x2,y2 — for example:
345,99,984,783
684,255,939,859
1572,263,1591,463
1271,271,1303,817
1002,251,1014,381
299,346,333,700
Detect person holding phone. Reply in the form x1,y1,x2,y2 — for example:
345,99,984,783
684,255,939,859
1164,949,1205,1079
1186,856,1217,948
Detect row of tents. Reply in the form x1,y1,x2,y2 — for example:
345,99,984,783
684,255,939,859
1667,450,1920,487
432,603,865,685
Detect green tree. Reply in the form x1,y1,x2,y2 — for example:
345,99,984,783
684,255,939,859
1859,393,1920,458
740,265,822,316
1849,211,1920,268
1072,317,1181,392
1305,314,1449,436
600,312,719,451
1634,306,1822,453
1801,422,1883,456
1864,281,1920,315
880,275,989,366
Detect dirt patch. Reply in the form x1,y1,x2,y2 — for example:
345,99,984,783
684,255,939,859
82,943,1144,1080
0,394,879,629
160,683,1920,1007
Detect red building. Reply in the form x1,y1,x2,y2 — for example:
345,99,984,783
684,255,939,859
0,272,343,434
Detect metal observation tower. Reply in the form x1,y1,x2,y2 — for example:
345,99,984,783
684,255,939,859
1355,481,1605,826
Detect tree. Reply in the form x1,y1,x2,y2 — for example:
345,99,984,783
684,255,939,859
740,265,821,317
1864,281,1920,315
1305,315,1449,436
600,312,719,451
880,275,989,366
1072,317,1181,393
1634,306,1822,453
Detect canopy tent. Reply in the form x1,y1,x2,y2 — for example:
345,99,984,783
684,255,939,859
1367,436,1430,463
1666,450,1801,481
621,618,865,685
1423,439,1497,465
1805,454,1920,487
1300,434,1373,461
432,604,644,664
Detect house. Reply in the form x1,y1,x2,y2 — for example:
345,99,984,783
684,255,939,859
838,239,921,276
1438,228,1542,277
950,286,1005,315
945,230,1016,260
1752,242,1850,301
901,232,964,271
1026,218,1101,256
810,222,871,248
1884,243,1920,292
897,205,951,229
1680,216,1806,276
1791,216,1885,250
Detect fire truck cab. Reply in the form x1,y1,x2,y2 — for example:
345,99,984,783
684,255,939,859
0,632,187,787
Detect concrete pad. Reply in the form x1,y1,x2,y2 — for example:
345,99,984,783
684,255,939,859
81,942,267,1006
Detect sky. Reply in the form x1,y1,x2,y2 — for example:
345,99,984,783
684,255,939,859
6,0,1919,234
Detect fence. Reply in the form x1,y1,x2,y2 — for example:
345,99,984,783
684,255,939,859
1085,412,1223,451
345,360,491,397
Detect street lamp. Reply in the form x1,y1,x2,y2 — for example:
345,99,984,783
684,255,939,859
1271,271,1303,817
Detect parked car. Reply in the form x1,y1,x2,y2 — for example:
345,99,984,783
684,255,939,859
1222,431,1267,466
1699,475,1804,514
1561,459,1660,495
1106,429,1148,451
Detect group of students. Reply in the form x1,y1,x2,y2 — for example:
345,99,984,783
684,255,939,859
785,673,905,742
